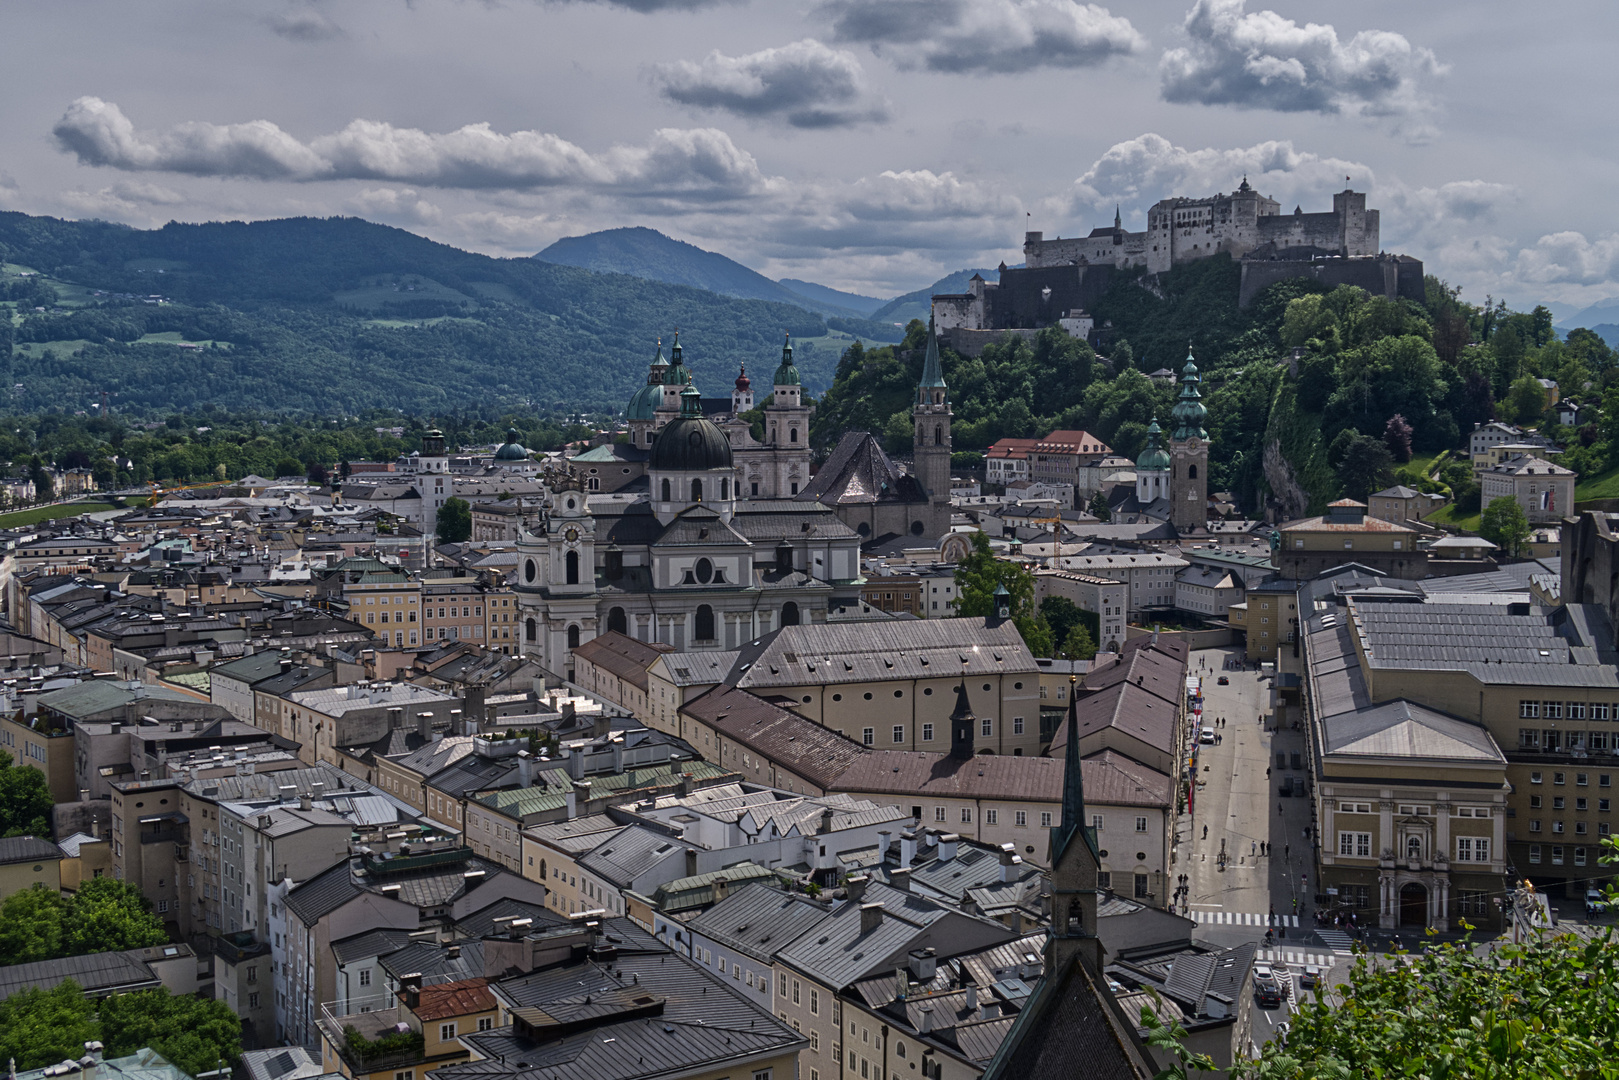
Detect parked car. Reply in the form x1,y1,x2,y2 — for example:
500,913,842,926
1300,965,1322,989
1200,728,1216,744
1217,675,1230,685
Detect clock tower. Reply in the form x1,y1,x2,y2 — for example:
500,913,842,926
1169,348,1209,534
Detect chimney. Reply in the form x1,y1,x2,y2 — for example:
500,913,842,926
847,874,869,902
890,867,911,892
819,807,835,834
712,876,729,903
965,983,979,1012
299,794,312,811
878,829,892,859
860,902,883,935
516,749,533,789
909,947,937,981
685,848,698,878
417,710,434,741
565,784,579,818
938,833,959,862
999,842,1017,882
400,974,422,1010
387,706,404,730
467,685,488,732
918,1005,934,1034
900,831,917,869
109,721,121,734
449,708,464,736
279,658,293,673
78,787,90,802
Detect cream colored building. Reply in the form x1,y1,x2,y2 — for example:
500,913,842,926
1479,455,1575,524
1366,484,1445,524
1277,500,1423,580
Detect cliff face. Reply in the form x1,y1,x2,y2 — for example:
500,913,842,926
1261,379,1336,518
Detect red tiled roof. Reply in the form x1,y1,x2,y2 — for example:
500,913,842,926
571,631,674,690
413,977,497,1021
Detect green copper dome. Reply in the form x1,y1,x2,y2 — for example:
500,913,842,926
772,333,801,387
1170,349,1207,441
625,381,659,421
663,331,692,387
1136,419,1171,472
493,426,529,461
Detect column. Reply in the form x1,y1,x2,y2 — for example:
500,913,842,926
1435,804,1450,864
1378,799,1395,861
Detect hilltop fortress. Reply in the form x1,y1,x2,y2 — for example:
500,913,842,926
935,181,1422,353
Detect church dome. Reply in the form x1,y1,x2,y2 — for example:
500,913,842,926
663,331,692,387
493,426,529,461
625,381,660,421
772,334,801,387
1136,419,1171,472
650,382,733,471
735,363,751,392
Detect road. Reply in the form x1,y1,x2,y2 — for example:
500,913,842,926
1176,646,1325,1052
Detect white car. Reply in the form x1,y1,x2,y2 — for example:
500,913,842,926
1200,728,1216,744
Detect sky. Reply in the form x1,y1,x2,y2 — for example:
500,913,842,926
3,0,1617,314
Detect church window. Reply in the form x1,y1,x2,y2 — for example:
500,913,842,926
790,428,799,443
751,482,759,496
565,550,580,585
695,558,714,584
720,478,729,500
790,482,798,495
1188,464,1198,480
525,618,538,643
692,479,704,502
567,625,581,650
662,478,671,502
781,601,800,626
605,549,623,580
608,607,627,635
524,560,536,583
934,425,942,446
695,605,716,641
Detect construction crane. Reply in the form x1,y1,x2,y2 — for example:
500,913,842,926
147,480,226,507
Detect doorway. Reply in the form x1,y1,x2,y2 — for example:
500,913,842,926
1399,882,1428,927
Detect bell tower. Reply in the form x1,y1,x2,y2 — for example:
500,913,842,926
912,315,952,534
1169,348,1209,534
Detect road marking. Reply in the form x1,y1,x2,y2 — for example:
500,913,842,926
1316,929,1355,954
1190,910,1299,927
1258,948,1337,967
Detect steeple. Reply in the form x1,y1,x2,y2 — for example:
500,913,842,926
663,331,690,386
1113,205,1121,230
1054,678,1092,862
1170,347,1207,441
949,677,976,760
916,315,948,403
772,332,801,387
649,337,668,383
679,376,702,418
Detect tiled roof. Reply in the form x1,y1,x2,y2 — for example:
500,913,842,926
414,977,497,1021
679,685,867,789
796,431,927,507
732,618,1037,689
571,632,673,690
0,835,65,866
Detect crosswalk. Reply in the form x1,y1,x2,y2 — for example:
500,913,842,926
1189,909,1300,927
1317,929,1355,954
1257,948,1336,968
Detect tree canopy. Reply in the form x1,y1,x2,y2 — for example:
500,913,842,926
0,982,241,1074
952,533,1053,657
1480,496,1532,557
436,496,472,544
0,748,52,837
0,879,168,967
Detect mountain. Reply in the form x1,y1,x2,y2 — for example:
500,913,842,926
868,268,1002,324
777,278,884,317
0,212,838,414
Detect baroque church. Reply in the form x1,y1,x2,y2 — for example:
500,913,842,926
1119,349,1210,532
514,324,958,679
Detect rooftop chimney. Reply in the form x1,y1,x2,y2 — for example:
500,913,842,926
900,831,917,869
400,974,422,1010
685,848,698,878
999,842,1017,882
965,983,979,1013
909,947,937,981
299,794,312,811
417,710,433,741
847,874,869,902
712,876,729,903
938,833,960,862
860,902,883,935
890,867,911,892
819,807,835,834
918,1005,934,1034
516,749,533,789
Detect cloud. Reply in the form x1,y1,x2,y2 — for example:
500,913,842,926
1514,232,1619,288
552,0,733,10
652,39,889,128
352,187,443,225
265,9,344,41
824,0,1144,74
1068,132,1370,212
52,97,774,199
1160,0,1444,133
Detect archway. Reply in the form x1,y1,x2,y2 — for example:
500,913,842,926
565,550,580,585
695,604,715,641
1399,882,1428,927
608,607,627,635
781,601,800,626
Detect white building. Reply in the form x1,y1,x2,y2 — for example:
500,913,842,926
1052,552,1188,620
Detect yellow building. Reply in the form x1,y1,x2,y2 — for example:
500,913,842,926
0,837,65,901
0,711,77,803
318,976,497,1080
1277,501,1423,581
343,569,423,649
483,584,520,654
58,831,112,890
1366,484,1446,524
1233,579,1299,661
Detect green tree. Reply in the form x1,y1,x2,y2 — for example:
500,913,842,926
954,533,1052,656
0,885,69,964
272,457,303,478
0,981,100,1071
29,458,54,503
62,878,168,958
0,748,53,837
882,410,914,456
1059,624,1098,661
1332,433,1395,501
435,496,472,544
1480,496,1531,557
1504,373,1548,426
1087,490,1112,522
100,989,243,1076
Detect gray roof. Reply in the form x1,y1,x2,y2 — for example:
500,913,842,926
576,825,692,887
378,939,484,983
454,897,566,940
775,880,983,989
0,835,65,866
733,617,1037,689
330,927,418,966
239,1047,331,1080
284,849,510,925
684,881,833,963
447,919,802,1080
0,944,189,1002
1350,598,1619,685
1321,699,1506,764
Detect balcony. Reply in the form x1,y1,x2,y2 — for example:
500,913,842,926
318,999,429,1075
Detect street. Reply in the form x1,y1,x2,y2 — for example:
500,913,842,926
1177,646,1328,1051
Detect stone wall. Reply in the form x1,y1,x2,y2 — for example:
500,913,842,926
1238,253,1423,307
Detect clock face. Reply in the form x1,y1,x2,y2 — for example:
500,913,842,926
1186,438,1201,450
564,527,580,543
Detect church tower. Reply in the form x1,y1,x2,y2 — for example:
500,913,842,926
1169,349,1209,534
1135,418,1170,506
764,334,811,497
1049,677,1102,974
732,363,753,415
625,339,667,450
912,315,952,531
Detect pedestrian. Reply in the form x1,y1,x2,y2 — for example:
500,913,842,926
1251,840,1256,856
1202,824,1208,839
1279,803,1284,817
1284,843,1289,858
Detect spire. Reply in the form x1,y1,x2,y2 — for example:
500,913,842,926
679,375,702,418
949,676,977,760
1054,675,1093,862
735,362,750,392
1113,205,1121,230
1170,347,1207,440
772,332,802,387
917,313,947,400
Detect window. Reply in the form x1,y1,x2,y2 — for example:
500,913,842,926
1135,817,1148,833
1521,701,1540,719
779,974,788,996
1556,772,1567,785
359,969,371,987
935,807,946,822
1457,891,1488,916
1531,795,1543,808
862,728,874,746
1519,729,1541,750
921,723,934,741
1456,837,1489,862
1339,832,1371,857
1555,797,1566,810
1604,775,1614,788
981,718,993,737
1040,812,1053,828
1603,798,1612,812
1579,773,1590,786
1134,873,1149,898
986,809,998,825
1530,820,1542,833
1015,810,1027,827
1531,772,1543,784
440,1024,457,1041
1576,847,1588,866
395,1073,413,1080
792,980,801,1005
1545,701,1564,720
810,989,819,1015
961,808,972,824
1529,844,1541,864
893,726,905,744
1552,846,1565,865
478,1018,493,1032
1013,716,1024,735
1570,702,1588,720
1097,871,1112,890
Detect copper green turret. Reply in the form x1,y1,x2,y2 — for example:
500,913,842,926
772,333,801,387
916,315,948,405
663,331,691,386
1170,348,1207,441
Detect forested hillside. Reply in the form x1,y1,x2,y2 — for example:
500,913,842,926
816,256,1619,517
0,212,841,414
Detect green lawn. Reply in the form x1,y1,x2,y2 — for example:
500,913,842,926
134,331,232,348
0,501,118,527
1426,502,1481,532
11,339,99,358
1575,464,1619,501
1405,450,1444,480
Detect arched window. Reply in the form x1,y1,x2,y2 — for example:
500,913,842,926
1188,464,1198,480
661,478,671,502
588,476,600,491
525,617,538,642
1407,836,1422,860
790,427,799,443
567,624,580,649
694,604,715,641
781,601,800,626
565,550,580,585
524,559,536,584
608,607,627,635
692,478,703,502
934,424,942,445
720,478,728,500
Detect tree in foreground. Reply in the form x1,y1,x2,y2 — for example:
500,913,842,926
1480,495,1531,557
0,879,167,966
0,747,53,836
953,533,1053,657
0,981,241,1074
436,496,472,543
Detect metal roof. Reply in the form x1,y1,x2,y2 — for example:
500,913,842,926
684,881,833,963
733,618,1037,689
